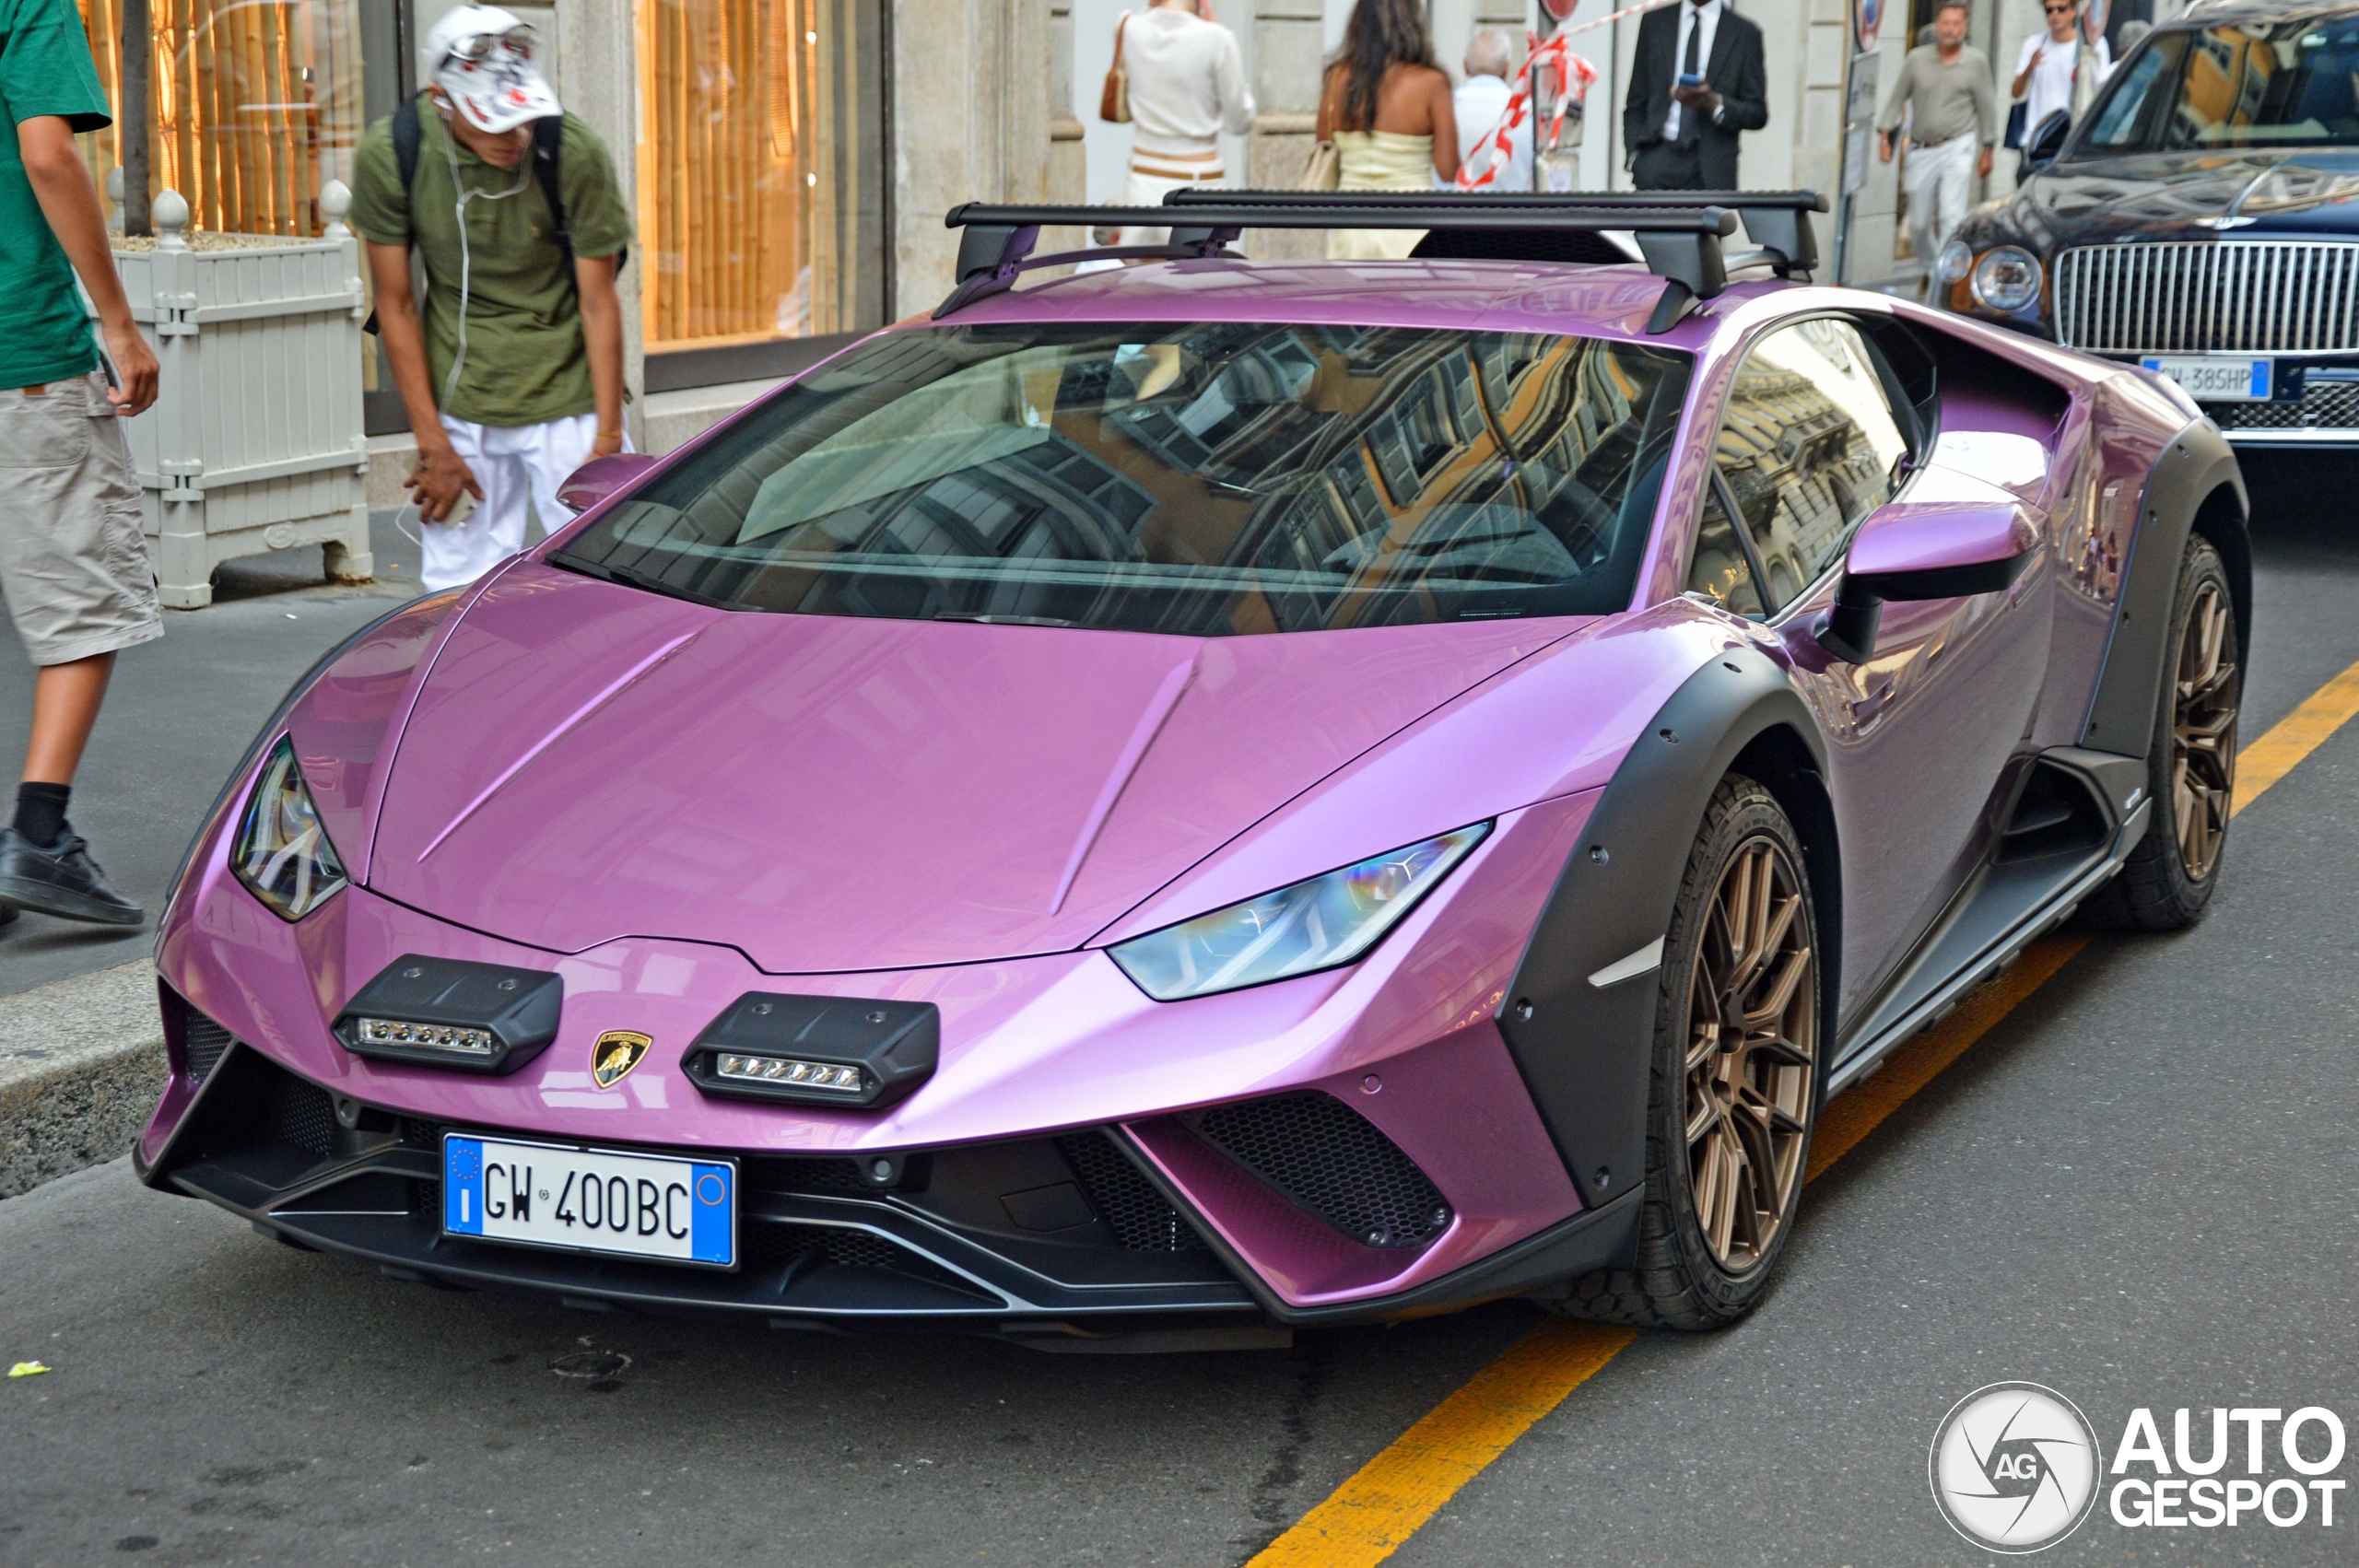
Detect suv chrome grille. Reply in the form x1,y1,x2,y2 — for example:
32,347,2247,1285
2053,240,2359,355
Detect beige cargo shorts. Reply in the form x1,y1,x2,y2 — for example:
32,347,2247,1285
0,371,163,666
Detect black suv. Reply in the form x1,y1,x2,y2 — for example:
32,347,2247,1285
1942,0,2359,447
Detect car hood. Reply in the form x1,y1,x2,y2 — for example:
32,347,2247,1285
361,564,1571,972
1978,147,2359,251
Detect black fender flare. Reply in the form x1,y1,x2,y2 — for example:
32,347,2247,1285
2080,416,2248,755
1495,641,1827,1211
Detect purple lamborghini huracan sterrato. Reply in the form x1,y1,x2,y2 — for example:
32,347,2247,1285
140,193,2248,1338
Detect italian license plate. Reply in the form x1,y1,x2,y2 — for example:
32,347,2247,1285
442,1134,735,1269
2141,355,2272,402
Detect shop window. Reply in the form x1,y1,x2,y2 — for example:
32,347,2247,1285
76,0,365,236
635,0,886,387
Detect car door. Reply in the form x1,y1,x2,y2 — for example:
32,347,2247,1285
1692,317,2052,1023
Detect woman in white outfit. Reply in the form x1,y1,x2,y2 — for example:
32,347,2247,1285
1104,0,1255,247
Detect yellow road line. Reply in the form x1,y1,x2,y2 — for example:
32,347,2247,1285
2232,658,2359,813
1244,654,2359,1568
1245,1319,1637,1567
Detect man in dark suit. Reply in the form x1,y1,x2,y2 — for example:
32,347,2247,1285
1622,0,1769,190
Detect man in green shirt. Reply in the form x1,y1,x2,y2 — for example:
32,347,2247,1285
0,0,163,930
353,5,632,592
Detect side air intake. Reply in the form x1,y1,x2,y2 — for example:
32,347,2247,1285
1189,1092,1451,1249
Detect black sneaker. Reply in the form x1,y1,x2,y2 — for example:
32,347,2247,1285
0,902,15,931
0,827,145,927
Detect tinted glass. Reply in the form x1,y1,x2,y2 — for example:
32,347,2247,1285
1714,319,1909,614
2082,20,2359,151
1684,484,1761,615
554,322,1693,634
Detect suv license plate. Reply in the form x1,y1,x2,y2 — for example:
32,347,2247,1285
2142,356,2272,402
442,1134,735,1269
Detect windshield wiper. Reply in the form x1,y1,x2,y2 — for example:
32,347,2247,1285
933,611,1077,628
553,554,732,610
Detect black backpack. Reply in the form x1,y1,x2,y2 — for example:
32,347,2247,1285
361,97,626,333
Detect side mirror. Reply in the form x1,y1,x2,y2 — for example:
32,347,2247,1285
556,452,659,515
2023,109,2071,172
1815,496,2038,664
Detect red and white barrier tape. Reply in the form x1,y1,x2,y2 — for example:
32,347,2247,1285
1457,0,1684,189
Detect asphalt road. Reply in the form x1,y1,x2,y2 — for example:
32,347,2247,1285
4,458,2357,1565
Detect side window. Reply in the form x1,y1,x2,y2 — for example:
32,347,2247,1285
1714,319,1912,614
1684,484,1763,615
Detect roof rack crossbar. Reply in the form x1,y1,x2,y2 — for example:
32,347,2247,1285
1166,188,1825,276
942,199,1744,332
936,216,1245,318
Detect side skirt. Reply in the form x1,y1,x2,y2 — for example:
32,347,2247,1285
1828,747,2146,1094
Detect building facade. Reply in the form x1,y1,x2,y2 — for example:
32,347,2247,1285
72,0,2189,464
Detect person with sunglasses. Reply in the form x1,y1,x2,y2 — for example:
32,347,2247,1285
2011,0,2109,177
351,6,632,594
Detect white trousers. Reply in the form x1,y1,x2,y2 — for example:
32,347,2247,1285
422,411,607,593
1904,131,1978,281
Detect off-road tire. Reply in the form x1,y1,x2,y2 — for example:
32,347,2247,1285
2083,535,2240,931
1538,774,1824,1330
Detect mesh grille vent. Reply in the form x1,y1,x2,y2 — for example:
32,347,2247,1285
746,1156,870,1196
754,1223,986,1295
182,1006,234,1086
2212,379,2359,431
1055,1131,1210,1253
1193,1092,1451,1248
264,1075,336,1159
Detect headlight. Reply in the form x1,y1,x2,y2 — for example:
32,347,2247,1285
231,736,348,919
1970,246,2043,312
1935,240,1974,285
1109,824,1490,1001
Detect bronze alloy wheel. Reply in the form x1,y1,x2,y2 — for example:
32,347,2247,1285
2172,579,2238,882
1684,836,1817,1274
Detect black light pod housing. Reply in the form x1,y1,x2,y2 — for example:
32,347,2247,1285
333,954,564,1074
682,994,939,1109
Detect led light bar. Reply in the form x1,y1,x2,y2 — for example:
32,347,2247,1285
333,955,565,1075
355,1017,499,1057
683,993,940,1108
715,1053,864,1094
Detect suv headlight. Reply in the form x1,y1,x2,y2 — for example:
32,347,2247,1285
1936,239,1974,285
231,736,349,919
1109,824,1490,1001
1970,246,2043,312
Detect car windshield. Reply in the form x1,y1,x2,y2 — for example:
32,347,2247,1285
552,322,1693,634
2079,17,2359,152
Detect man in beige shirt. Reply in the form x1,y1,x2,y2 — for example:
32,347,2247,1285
1877,0,1996,292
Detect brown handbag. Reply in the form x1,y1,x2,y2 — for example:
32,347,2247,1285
1099,14,1132,123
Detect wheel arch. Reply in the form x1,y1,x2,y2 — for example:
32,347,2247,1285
2081,417,2248,755
1494,643,1828,1212
1728,723,1843,1047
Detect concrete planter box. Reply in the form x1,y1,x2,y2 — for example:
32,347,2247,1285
104,185,372,608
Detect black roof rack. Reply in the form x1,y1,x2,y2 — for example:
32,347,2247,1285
937,193,1821,333
1165,188,1826,281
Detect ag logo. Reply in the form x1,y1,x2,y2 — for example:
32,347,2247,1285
590,1030,652,1090
1930,1383,2104,1553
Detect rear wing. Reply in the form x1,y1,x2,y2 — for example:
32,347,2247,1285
939,191,1827,333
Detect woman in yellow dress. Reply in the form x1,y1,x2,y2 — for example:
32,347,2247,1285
1317,0,1461,260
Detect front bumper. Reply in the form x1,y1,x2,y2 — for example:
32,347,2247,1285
143,790,1614,1328
144,1019,1639,1332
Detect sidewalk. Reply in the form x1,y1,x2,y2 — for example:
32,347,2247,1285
0,510,423,997
0,959,157,1196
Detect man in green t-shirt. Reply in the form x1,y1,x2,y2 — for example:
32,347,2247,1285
353,5,632,593
0,0,163,931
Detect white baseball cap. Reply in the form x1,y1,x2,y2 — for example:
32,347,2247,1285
422,6,560,135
